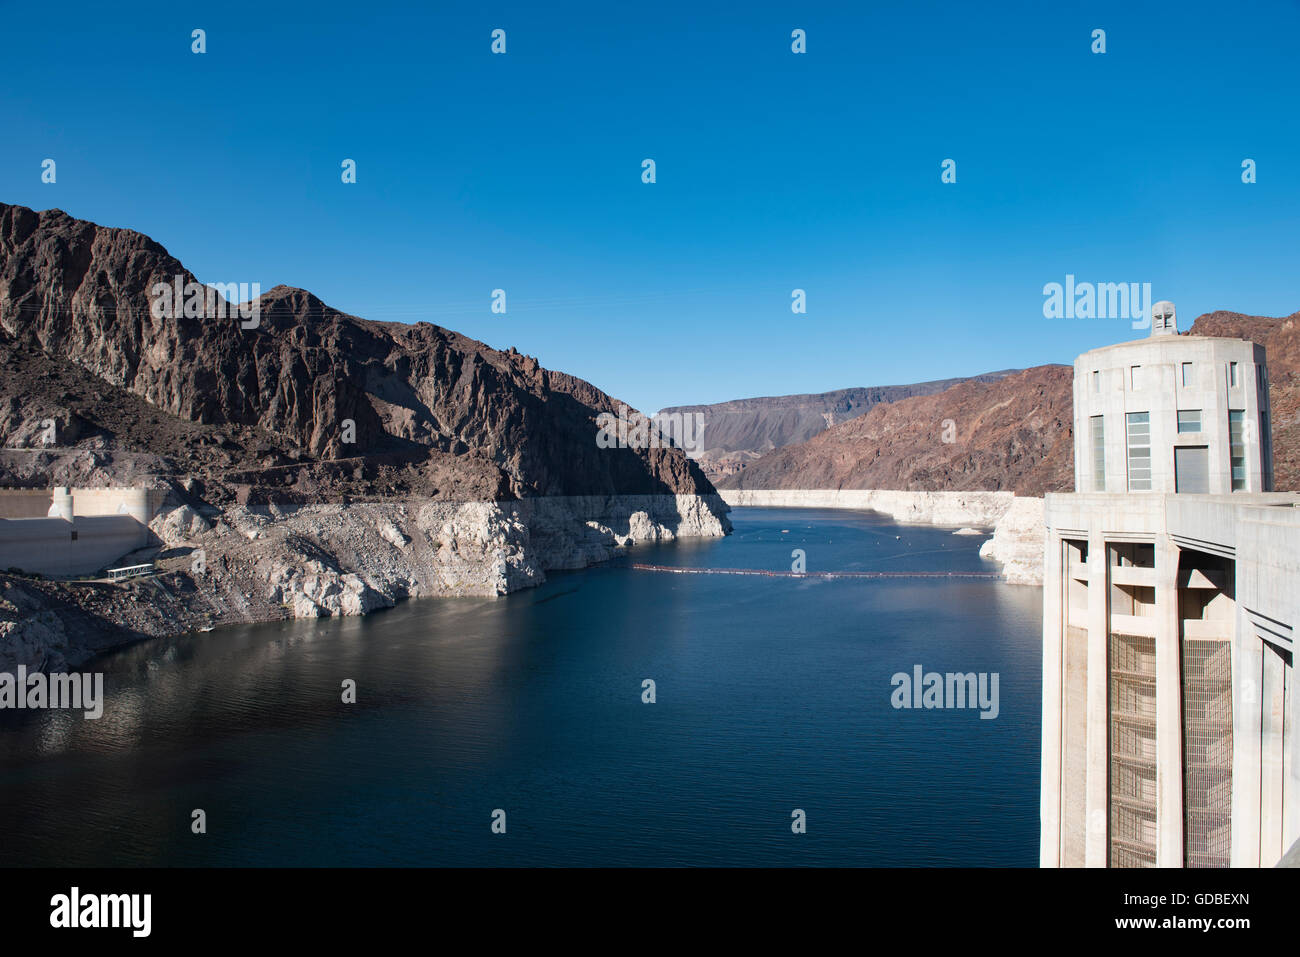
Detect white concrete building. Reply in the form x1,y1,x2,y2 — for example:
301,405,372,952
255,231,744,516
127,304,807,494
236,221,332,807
1041,303,1299,868
0,486,160,576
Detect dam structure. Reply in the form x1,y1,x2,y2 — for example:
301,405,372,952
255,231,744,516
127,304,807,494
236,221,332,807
0,486,163,577
1040,301,1299,868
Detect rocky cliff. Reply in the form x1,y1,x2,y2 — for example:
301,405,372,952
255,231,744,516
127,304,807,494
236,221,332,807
975,495,1047,586
0,202,714,503
0,202,731,670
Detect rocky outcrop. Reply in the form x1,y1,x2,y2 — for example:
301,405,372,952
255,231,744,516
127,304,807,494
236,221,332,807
977,495,1046,585
0,585,74,672
148,493,730,609
0,492,730,671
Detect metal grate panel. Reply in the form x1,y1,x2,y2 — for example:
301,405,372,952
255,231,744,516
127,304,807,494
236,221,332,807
1182,639,1232,867
1110,632,1157,866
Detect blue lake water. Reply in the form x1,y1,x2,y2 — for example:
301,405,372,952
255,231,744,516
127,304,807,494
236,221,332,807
0,507,1042,866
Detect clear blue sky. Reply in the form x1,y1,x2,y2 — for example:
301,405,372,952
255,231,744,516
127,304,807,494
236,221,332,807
2,0,1297,413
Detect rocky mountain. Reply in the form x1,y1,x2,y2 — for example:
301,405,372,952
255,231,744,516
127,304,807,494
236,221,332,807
0,202,715,504
1189,310,1300,491
1,202,734,669
659,373,1017,481
719,365,1076,496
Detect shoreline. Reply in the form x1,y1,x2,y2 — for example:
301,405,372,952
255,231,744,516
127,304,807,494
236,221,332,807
1,493,732,673
719,489,1047,585
3,489,1049,674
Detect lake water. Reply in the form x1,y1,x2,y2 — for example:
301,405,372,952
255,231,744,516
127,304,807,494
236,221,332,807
0,507,1042,866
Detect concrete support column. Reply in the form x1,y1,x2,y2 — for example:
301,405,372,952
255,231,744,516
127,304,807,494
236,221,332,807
49,486,74,520
1287,636,1300,860
119,488,151,524
1085,528,1109,867
1260,643,1286,865
1230,602,1262,867
1154,537,1184,866
1040,528,1064,867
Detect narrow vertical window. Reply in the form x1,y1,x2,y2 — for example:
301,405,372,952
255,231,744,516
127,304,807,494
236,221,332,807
1093,370,1100,394
1126,412,1151,491
1229,410,1246,490
1262,409,1273,490
1091,415,1105,491
1181,362,1192,387
1229,362,1239,388
1130,365,1142,390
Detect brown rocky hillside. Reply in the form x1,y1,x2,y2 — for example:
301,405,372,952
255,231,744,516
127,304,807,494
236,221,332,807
658,372,1017,481
0,202,714,505
720,365,1075,496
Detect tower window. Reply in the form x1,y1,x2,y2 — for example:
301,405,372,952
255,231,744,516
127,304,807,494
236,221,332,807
1130,366,1142,390
1262,409,1273,490
1229,362,1239,388
1177,410,1202,433
1091,415,1105,491
1229,410,1246,490
1126,412,1152,491
1181,362,1192,387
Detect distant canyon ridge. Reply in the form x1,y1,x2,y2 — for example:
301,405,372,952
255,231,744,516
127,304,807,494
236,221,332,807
667,312,1300,496
657,374,1017,480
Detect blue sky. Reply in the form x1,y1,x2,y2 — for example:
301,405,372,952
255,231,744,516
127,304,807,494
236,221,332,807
2,0,1297,413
